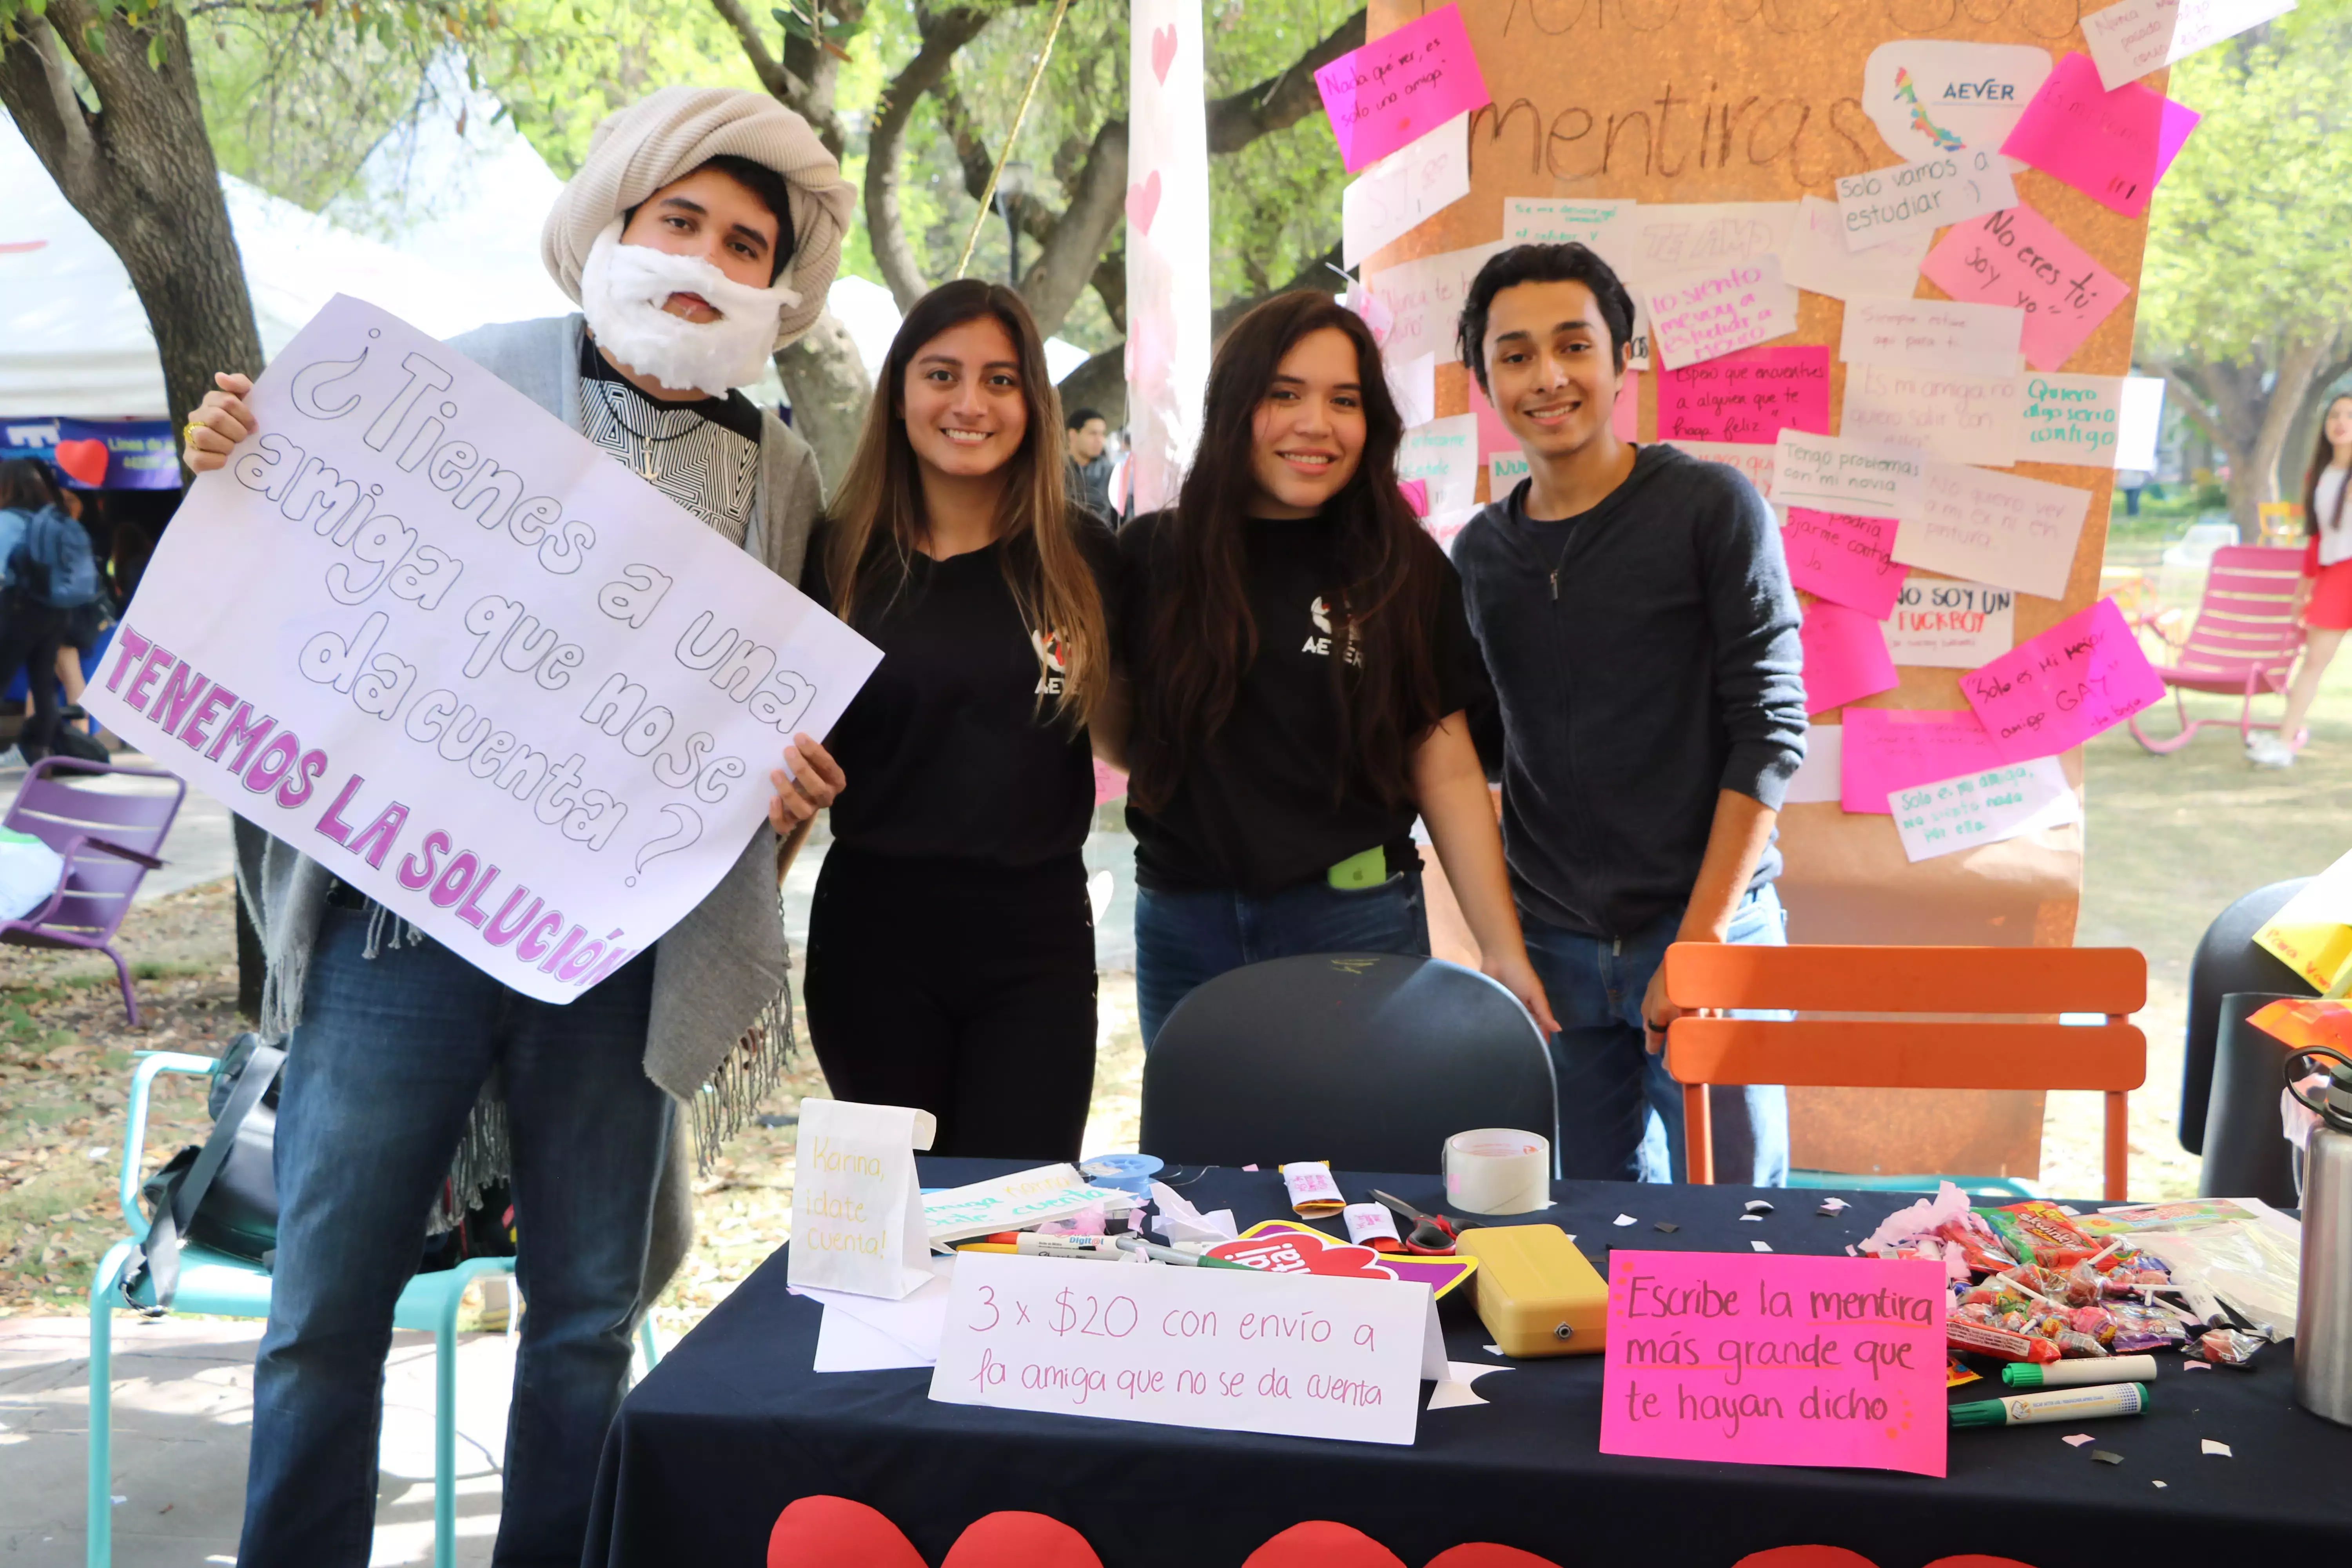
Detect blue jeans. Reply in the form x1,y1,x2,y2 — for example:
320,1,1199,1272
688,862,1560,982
1522,884,1791,1186
240,908,669,1568
1135,864,1430,1046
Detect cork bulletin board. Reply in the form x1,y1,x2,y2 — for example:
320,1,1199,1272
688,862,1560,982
1366,0,2166,1176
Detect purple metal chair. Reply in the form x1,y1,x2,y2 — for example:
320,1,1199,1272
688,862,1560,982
2,757,183,1024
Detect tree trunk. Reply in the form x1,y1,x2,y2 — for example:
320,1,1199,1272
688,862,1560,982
0,3,263,458
2247,332,2339,532
774,309,873,503
865,5,993,310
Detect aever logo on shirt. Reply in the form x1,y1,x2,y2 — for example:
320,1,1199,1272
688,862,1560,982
1031,628,1067,695
1302,596,1361,666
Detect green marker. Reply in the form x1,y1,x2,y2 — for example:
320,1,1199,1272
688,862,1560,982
1951,1382,2149,1428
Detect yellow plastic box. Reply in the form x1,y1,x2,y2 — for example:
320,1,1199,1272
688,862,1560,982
1454,1224,1608,1357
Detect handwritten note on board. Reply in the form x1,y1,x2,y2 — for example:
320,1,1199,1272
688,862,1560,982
1894,758,2080,862
1839,364,2027,468
1773,432,1924,521
1800,599,1899,715
1838,707,2003,813
1840,298,2026,381
1591,203,1800,370
1644,256,1798,370
1779,195,1928,303
1999,53,2199,219
1658,346,1829,445
1783,508,1907,619
1505,196,1636,247
1314,3,1490,172
1834,151,2017,253
1920,205,2130,373
1959,597,2167,760
1895,462,2090,600
1599,1251,1947,1477
1397,414,1479,513
2019,373,2138,467
1342,113,1472,267
1361,241,1503,366
1666,439,1776,501
1886,578,2017,667
2083,0,2296,91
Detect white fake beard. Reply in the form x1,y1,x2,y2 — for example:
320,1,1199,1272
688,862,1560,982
578,220,799,398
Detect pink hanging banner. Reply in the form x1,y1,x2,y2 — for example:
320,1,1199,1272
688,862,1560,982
1959,597,2167,761
1314,3,1492,172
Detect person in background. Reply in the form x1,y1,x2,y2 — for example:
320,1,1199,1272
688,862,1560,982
1114,292,1556,1046
1064,405,1114,522
1451,243,1807,1185
49,488,109,739
804,280,1118,1160
2254,392,2352,768
0,459,98,764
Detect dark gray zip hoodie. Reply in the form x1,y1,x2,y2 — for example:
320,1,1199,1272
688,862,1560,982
1453,442,1807,940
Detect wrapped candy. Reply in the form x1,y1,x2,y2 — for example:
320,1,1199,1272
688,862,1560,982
2194,1327,2268,1367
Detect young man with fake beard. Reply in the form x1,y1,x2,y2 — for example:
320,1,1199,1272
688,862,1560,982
181,87,855,1567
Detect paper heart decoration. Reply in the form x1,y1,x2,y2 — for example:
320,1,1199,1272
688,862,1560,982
53,438,108,488
1244,1523,1406,1568
1208,1227,1399,1281
1125,170,1162,236
768,1498,1103,1568
1151,24,1178,84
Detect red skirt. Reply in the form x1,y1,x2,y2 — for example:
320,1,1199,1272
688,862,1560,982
2309,555,2352,630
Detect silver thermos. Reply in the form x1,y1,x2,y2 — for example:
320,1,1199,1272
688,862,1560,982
2288,1044,2352,1426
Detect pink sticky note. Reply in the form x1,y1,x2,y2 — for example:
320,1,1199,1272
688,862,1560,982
1801,599,1898,715
1659,345,1829,445
1920,205,2129,373
1784,508,1907,619
1601,1251,1948,1478
1838,708,2002,815
1398,477,1430,517
1314,4,1491,172
1959,597,2167,761
1469,373,1641,459
1998,53,2200,219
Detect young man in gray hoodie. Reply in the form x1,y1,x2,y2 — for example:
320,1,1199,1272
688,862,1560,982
1449,243,1808,1186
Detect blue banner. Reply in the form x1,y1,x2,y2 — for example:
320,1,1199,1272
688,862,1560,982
0,416,181,490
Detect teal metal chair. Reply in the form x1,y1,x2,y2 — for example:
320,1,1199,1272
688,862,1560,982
87,1050,664,1568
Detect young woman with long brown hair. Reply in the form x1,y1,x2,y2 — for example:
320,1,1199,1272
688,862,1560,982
2254,393,2352,768
803,279,1117,1157
1116,292,1557,1045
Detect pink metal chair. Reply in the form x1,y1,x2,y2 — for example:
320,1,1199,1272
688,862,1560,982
1,757,183,1024
2129,544,2307,753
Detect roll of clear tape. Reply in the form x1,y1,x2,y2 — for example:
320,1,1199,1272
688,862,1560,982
1444,1129,1553,1215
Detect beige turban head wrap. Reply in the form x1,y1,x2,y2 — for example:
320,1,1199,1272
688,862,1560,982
542,86,855,351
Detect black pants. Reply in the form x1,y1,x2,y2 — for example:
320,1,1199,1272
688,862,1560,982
0,593,66,760
805,845,1098,1161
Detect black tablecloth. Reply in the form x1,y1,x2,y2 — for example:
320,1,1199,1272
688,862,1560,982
584,1162,2352,1567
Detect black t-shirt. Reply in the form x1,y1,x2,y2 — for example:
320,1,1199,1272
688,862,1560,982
805,516,1118,867
1118,510,1490,895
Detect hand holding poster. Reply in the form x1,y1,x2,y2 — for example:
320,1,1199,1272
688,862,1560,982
88,296,881,1002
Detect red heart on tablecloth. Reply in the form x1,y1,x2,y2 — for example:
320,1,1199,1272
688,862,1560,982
1245,1522,1406,1567
1125,170,1162,236
53,438,108,487
940,1511,1103,1568
768,1495,926,1568
1209,1227,1399,1281
1733,1550,1882,1568
1150,24,1178,84
1424,1549,1568,1568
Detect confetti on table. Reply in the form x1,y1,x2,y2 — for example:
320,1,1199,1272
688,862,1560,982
1740,1214,1765,1223
1484,1344,1503,1356
1614,1214,1638,1227
1750,1240,1773,1252
1653,1222,1680,1234
1744,1200,1775,1214
2184,1361,2211,1372
2202,1439,2233,1457
2092,1450,2124,1465
2063,1434,2096,1447
2152,1480,2168,1488
1817,1197,1849,1213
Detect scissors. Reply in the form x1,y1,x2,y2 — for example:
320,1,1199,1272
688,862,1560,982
1370,1190,1460,1256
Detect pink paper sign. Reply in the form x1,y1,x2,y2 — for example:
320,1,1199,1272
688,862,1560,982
1838,708,2002,815
1998,53,2200,219
1920,205,2130,374
1784,508,1907,620
1800,599,1899,715
1959,597,2167,761
1314,4,1492,173
1600,1250,1948,1478
1659,346,1831,445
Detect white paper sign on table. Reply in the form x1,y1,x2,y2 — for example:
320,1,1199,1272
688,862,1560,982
1895,462,2091,600
1779,194,1928,302
1835,151,2017,252
1840,363,2027,467
1342,113,1472,268
84,296,881,1002
924,1164,1136,1245
1665,437,1776,501
1397,414,1480,512
800,1256,958,1371
931,1252,1442,1445
1772,431,1926,521
1840,298,2026,380
1893,758,2080,862
1643,255,1798,370
2083,0,2297,90
789,1100,938,1300
1886,578,2018,667
1361,242,1504,366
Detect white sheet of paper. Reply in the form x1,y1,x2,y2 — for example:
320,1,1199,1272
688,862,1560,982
2119,376,2166,472
1772,431,1927,521
1397,414,1479,512
85,295,882,1002
1893,757,2079,862
2021,372,2140,469
929,1252,1436,1446
2083,0,2297,89
1886,577,2018,667
1840,298,2026,380
1779,195,1928,302
1836,151,2017,253
1894,462,2091,599
1785,723,1844,804
1841,363,2027,466
1505,196,1637,246
1342,113,1472,268
1361,242,1504,366
924,1165,1133,1244
1643,254,1799,370
1149,1180,1240,1245
788,1099,937,1300
1665,438,1776,501
801,1256,958,1370
1386,350,1438,432
1861,41,2056,161
814,1307,933,1372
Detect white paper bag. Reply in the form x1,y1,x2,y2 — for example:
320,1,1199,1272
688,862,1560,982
787,1099,937,1300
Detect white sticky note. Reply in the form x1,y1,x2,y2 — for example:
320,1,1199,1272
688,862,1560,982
1504,196,1638,247
1343,113,1472,268
1779,195,1928,303
1861,41,2056,160
1885,578,2017,668
1836,152,2018,253
2020,372,2136,469
1842,364,2027,467
1894,462,2091,600
2083,0,2298,91
1785,723,1844,804
1361,242,1505,366
1841,298,2027,381
1665,438,1776,501
1892,757,2080,862
1398,414,1479,513
1591,202,1800,370
1773,431,1927,522
1644,254,1799,370
1386,350,1437,432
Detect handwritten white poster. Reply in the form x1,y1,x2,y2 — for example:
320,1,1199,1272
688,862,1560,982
1643,255,1798,370
1840,363,2027,466
1893,758,2079,863
1894,461,2090,599
2083,0,2297,89
1361,241,1504,366
1779,195,1928,302
1840,298,2026,380
88,296,881,1002
1772,431,1926,521
1342,112,1472,268
1885,577,2018,667
1835,151,2017,253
